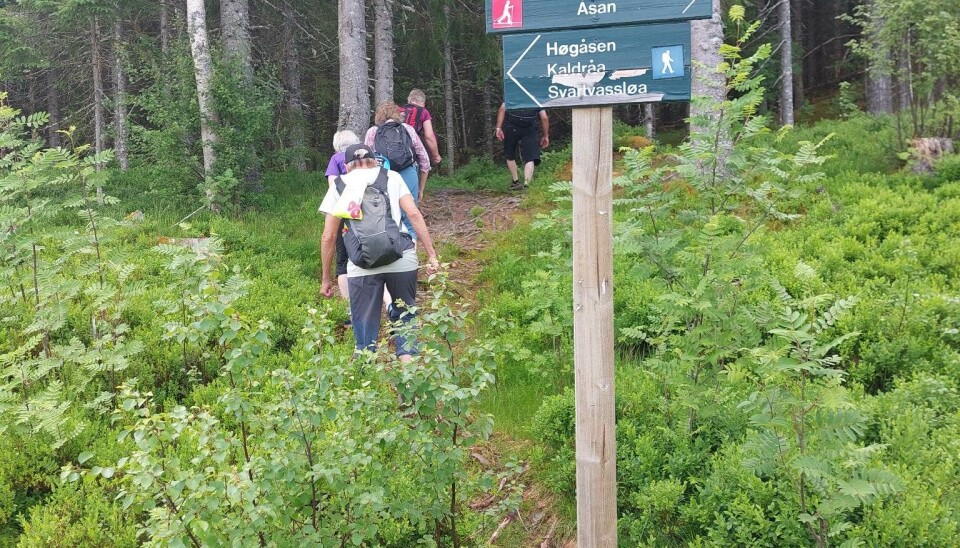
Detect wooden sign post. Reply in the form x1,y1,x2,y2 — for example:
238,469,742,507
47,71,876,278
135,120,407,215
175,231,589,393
486,4,709,545
572,107,617,547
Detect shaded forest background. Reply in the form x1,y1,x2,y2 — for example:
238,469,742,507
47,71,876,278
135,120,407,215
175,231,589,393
0,0,884,181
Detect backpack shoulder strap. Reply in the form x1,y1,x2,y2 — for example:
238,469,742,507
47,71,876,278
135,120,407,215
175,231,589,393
372,168,389,193
414,106,424,131
371,168,405,238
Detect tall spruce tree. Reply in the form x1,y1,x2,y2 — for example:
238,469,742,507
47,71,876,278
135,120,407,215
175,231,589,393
337,0,370,137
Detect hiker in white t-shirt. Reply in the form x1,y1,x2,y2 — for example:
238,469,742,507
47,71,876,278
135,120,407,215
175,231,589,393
319,144,440,361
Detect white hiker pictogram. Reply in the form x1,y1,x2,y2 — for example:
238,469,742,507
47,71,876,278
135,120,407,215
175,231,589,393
661,49,675,75
496,0,514,25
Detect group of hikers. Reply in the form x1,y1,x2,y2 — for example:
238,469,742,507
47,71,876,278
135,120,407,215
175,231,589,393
320,89,549,359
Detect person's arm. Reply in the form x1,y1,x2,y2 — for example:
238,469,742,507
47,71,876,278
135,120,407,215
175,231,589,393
421,119,442,164
539,110,550,149
399,195,440,274
495,103,506,142
320,214,340,297
407,125,431,173
418,170,428,201
325,155,338,186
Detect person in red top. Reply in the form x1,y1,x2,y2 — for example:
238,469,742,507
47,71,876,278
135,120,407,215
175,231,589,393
401,89,442,167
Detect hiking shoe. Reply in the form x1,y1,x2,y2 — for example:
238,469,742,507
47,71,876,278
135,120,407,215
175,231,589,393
509,180,523,191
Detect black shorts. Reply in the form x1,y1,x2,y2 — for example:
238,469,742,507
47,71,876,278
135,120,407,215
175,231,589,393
335,226,348,277
503,126,541,166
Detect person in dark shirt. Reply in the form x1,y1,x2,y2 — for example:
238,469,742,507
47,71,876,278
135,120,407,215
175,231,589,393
495,103,549,191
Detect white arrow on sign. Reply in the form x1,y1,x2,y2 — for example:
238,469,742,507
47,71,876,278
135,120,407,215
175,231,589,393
506,34,543,108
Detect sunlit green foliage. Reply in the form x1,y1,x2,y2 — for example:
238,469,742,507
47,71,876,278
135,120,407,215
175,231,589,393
71,272,496,546
476,7,960,546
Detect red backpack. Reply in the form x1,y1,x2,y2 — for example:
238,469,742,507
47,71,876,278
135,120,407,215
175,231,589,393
401,104,426,136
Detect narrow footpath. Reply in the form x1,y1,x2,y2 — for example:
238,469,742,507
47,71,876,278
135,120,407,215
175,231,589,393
420,188,574,548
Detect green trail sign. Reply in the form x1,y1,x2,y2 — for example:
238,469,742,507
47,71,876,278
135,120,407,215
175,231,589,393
503,22,692,110
486,0,711,34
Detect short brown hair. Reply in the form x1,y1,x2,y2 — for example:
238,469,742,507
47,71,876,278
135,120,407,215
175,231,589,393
374,101,402,125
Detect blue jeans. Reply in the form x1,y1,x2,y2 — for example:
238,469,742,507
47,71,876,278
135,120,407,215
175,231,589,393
348,269,419,357
396,165,419,239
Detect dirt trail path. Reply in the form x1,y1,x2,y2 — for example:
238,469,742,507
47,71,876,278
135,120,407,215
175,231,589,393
420,189,523,290
420,188,573,548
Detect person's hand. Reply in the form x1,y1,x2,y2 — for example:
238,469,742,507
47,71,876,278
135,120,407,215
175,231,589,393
540,135,550,149
432,154,442,165
495,128,504,142
321,279,335,298
426,256,440,275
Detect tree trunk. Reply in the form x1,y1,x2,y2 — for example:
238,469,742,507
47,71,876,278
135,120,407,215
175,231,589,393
186,0,219,182
337,0,370,137
46,69,61,148
160,0,171,54
221,0,261,188
865,1,894,115
442,3,455,174
113,18,129,171
457,66,468,152
897,58,912,115
867,52,894,115
791,0,805,109
282,0,308,172
900,31,918,136
483,83,494,158
27,72,37,115
779,0,795,126
644,103,656,140
220,0,253,85
690,0,725,128
92,18,106,171
373,0,394,107
690,0,729,174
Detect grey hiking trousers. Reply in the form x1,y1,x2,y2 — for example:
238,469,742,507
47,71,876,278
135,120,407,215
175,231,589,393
348,269,418,357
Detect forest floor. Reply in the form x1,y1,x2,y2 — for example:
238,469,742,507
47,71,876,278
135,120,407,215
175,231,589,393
420,188,523,295
420,187,575,547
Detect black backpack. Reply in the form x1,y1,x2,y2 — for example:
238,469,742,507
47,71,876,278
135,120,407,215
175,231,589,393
373,121,416,171
402,104,426,136
334,168,413,269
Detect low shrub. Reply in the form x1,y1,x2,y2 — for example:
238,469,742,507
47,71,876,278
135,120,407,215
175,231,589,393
771,114,902,177
935,153,960,184
16,477,138,548
427,157,507,191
